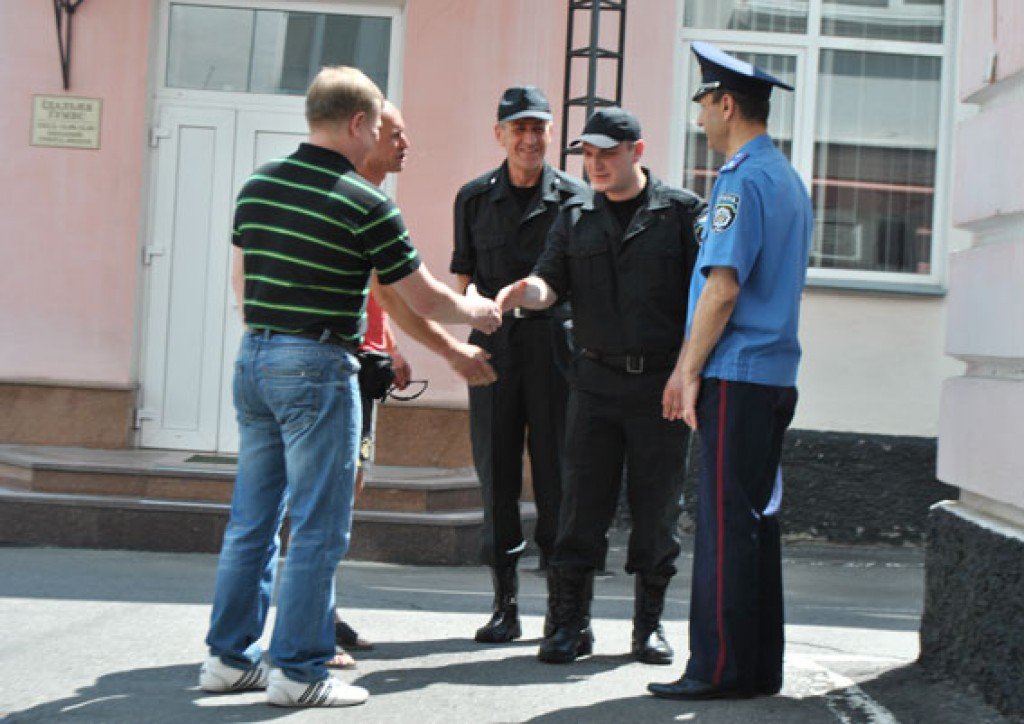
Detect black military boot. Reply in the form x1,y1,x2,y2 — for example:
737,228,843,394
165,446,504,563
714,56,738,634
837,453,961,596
631,573,674,665
540,593,557,643
537,567,595,663
542,570,557,639
540,550,556,638
475,564,522,643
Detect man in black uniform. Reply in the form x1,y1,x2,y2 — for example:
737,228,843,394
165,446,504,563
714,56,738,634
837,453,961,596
497,108,705,665
451,86,586,643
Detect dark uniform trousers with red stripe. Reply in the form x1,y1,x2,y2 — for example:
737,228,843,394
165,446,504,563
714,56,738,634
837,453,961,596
684,377,797,695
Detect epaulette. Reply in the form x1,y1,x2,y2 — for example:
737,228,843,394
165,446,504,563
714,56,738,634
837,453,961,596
660,185,704,208
719,151,750,173
552,170,588,197
457,168,501,200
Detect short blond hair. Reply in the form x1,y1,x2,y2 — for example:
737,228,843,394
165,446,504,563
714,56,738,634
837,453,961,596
305,66,383,129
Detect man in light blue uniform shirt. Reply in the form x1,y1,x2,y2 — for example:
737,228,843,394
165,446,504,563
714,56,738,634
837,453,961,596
650,41,813,701
688,131,810,386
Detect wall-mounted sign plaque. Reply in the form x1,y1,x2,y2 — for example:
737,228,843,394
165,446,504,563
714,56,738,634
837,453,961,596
31,95,101,149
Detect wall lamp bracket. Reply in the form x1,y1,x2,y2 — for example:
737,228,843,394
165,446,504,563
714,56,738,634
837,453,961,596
54,0,86,91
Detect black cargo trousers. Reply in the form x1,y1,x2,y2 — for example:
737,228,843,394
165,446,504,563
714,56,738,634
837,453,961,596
469,310,571,567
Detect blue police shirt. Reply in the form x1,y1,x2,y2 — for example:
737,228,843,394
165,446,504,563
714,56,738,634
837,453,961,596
686,134,813,387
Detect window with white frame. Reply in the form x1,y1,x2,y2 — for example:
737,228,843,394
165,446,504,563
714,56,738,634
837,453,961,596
165,3,392,95
681,0,950,288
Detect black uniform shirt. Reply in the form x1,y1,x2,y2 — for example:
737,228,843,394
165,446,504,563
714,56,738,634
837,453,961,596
532,170,706,355
451,161,587,299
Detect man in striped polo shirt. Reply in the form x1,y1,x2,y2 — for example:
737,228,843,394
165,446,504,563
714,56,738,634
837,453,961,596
199,66,501,709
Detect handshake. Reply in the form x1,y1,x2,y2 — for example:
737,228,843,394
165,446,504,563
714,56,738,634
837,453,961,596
463,279,541,335
462,284,503,334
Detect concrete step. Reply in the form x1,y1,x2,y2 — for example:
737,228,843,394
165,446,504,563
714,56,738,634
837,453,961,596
357,466,481,512
0,445,481,512
0,444,524,564
0,485,534,565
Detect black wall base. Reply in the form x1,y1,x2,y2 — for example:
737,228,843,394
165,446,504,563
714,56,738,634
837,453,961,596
680,429,957,545
920,503,1024,716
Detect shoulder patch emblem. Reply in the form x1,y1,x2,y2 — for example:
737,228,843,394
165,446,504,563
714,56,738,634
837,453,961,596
712,193,740,233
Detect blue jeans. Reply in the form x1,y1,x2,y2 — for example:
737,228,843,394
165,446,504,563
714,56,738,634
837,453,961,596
205,331,360,683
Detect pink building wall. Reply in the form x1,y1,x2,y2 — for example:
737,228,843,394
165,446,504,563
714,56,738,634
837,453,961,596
0,1,152,385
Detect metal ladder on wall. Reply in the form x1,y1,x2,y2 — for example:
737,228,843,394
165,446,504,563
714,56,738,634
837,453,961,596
559,0,628,172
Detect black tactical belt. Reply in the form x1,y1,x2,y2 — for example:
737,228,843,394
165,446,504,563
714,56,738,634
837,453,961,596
507,307,551,320
580,348,678,375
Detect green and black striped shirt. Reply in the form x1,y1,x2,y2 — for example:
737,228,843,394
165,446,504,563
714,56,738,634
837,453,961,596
232,142,420,345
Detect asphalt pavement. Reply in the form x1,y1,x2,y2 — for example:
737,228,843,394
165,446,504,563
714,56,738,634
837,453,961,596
1,533,1017,723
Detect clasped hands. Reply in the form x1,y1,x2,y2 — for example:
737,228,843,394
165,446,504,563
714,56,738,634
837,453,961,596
494,279,530,315
465,284,502,335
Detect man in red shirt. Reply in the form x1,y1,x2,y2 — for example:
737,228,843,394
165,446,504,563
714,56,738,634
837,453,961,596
355,101,498,489
330,101,498,667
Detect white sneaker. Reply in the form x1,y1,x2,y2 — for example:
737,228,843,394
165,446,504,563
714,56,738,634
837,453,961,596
198,655,269,693
266,668,369,708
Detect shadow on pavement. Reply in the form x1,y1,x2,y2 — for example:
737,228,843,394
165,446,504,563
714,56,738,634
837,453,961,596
3,664,287,723
352,635,539,662
523,665,1022,724
524,692,840,724
1,542,926,633
855,663,1023,724
351,652,637,696
6,660,1018,723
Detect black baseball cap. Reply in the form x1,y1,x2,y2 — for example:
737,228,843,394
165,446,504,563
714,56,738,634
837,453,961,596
497,85,552,123
690,41,794,102
570,107,642,149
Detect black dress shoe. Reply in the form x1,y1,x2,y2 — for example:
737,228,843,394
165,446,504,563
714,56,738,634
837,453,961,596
647,676,750,700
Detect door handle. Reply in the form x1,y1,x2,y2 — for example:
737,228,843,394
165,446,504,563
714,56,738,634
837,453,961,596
143,246,166,265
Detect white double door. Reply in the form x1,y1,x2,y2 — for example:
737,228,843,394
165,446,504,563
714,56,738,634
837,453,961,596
138,102,307,452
